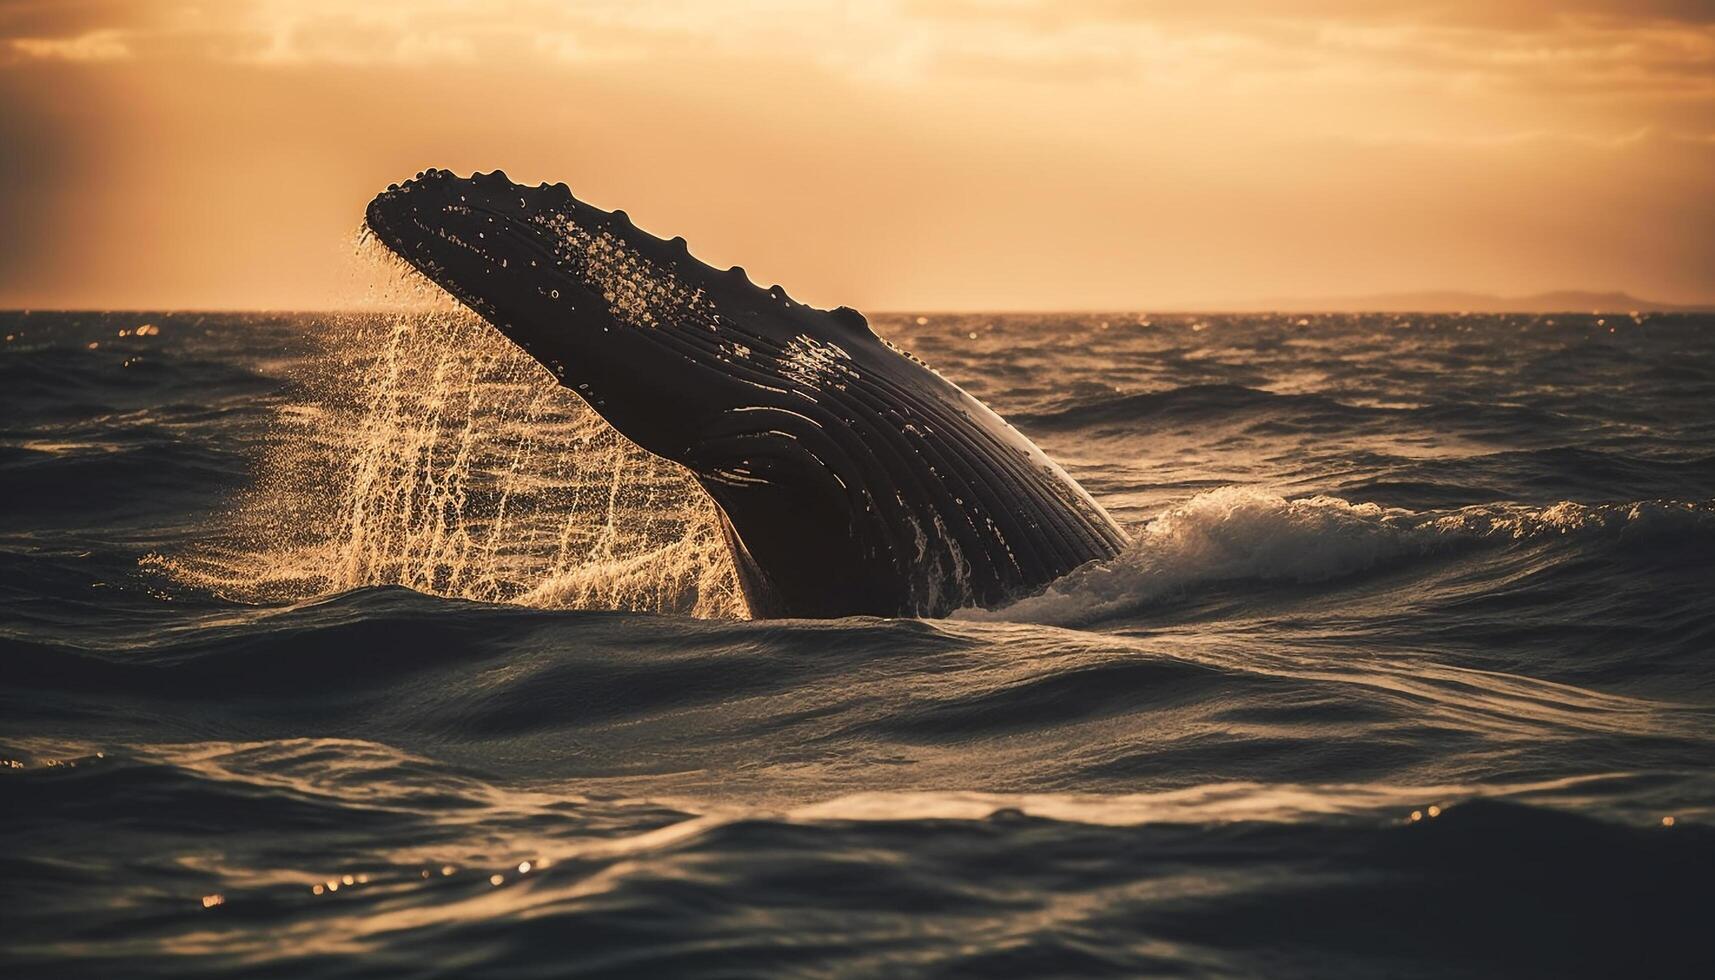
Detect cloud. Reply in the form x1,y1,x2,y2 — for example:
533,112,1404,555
0,0,1704,164
0,1,750,67
0,1,1710,308
0,0,1710,104
916,0,1715,31
1347,125,1715,149
5,27,128,61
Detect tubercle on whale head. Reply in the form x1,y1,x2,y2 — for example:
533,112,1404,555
362,168,876,463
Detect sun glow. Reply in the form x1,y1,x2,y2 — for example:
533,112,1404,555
1,0,1709,311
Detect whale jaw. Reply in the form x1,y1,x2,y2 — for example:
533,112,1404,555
365,170,1128,618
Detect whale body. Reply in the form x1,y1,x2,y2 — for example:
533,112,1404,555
364,170,1127,617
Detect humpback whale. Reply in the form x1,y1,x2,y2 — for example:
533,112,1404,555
364,170,1127,618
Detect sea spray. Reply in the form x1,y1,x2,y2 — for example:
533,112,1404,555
966,487,1715,626
150,242,745,617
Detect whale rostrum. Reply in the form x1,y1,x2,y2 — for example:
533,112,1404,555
365,170,1128,617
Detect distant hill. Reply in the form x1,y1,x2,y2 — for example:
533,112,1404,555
1225,290,1713,314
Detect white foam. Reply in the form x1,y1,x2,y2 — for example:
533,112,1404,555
963,486,1712,625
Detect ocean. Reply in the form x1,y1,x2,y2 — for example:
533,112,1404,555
2,306,1712,977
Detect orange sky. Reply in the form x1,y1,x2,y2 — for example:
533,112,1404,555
2,0,1712,311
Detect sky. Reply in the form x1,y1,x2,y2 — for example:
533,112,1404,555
1,0,1712,311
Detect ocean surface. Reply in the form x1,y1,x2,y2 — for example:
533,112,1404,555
2,306,1712,977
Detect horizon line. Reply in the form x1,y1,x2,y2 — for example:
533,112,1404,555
5,305,1714,317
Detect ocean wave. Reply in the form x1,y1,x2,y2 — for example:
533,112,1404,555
10,296,1715,979
2,440,245,518
1010,383,1563,440
1012,384,1331,428
967,487,1715,626
5,754,1707,980
1331,446,1715,508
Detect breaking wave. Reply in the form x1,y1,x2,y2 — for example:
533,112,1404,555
970,487,1715,626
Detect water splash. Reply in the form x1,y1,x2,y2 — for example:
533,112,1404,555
153,241,746,618
964,486,1714,626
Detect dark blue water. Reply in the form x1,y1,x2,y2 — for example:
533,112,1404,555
3,309,1713,977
